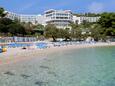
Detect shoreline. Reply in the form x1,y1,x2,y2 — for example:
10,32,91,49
0,42,115,66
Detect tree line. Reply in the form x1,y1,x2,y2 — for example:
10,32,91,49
0,7,115,41
0,7,44,37
45,12,115,41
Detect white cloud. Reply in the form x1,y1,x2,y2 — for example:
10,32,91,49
88,2,104,13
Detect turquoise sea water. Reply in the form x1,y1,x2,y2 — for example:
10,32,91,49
0,46,115,86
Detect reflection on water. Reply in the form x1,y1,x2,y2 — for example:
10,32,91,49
0,46,115,86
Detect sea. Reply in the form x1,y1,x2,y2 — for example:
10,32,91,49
0,46,115,86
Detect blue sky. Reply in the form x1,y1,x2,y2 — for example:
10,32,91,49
0,0,115,14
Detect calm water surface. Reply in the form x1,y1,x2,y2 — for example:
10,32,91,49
0,46,115,86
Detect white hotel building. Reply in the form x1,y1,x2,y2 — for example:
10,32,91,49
6,9,100,29
44,9,73,29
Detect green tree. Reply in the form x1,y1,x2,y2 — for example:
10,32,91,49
8,23,26,36
0,23,6,33
45,24,59,42
0,23,8,33
105,28,115,36
0,18,13,25
69,22,78,39
22,22,34,35
74,27,82,41
79,20,92,40
34,24,44,35
98,12,115,38
58,28,71,41
0,7,7,18
82,20,91,29
69,22,82,40
98,12,115,28
89,24,105,41
0,18,13,33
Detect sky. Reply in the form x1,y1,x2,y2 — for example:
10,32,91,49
0,0,115,14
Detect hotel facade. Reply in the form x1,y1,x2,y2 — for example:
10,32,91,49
44,9,73,29
6,9,100,29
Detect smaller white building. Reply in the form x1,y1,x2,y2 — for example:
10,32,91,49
20,14,38,24
6,11,20,20
73,16,100,24
73,16,81,24
80,16,100,23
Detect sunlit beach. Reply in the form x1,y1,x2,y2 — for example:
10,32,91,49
0,0,115,86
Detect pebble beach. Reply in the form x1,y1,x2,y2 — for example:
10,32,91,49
0,42,115,66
